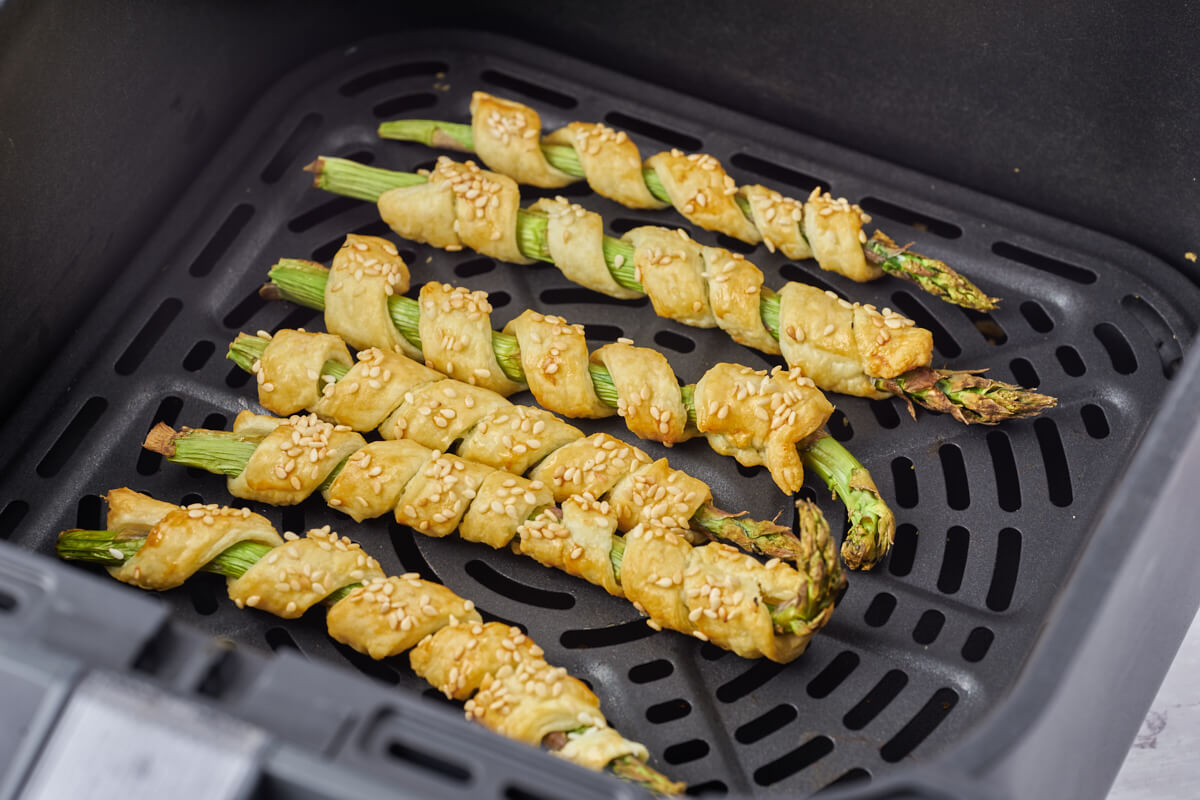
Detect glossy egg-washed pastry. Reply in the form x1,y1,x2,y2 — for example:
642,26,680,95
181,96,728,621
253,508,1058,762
342,163,931,400
272,235,850,494
470,92,872,277
256,236,900,570
231,323,893,572
377,91,998,311
144,410,843,662
304,165,1056,425
56,489,681,794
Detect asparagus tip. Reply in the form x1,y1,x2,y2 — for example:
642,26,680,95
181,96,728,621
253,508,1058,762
143,422,181,457
879,367,1057,425
867,231,1001,311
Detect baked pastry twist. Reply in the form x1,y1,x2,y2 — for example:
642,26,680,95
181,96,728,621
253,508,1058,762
322,233,416,357
151,414,837,662
262,254,917,570
317,277,834,492
362,159,932,399
74,489,661,785
248,325,832,495
523,506,827,663
376,90,1000,313
246,331,722,524
462,93,878,280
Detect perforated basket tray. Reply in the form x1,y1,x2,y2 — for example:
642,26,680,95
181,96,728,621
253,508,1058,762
1,31,1198,799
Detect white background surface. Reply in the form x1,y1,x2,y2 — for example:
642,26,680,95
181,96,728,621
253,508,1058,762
1108,608,1200,798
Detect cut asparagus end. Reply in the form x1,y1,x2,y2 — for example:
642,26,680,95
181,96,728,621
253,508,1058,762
143,424,259,478
264,258,330,310
877,366,1058,425
306,156,424,203
143,421,179,458
56,529,144,565
800,433,896,570
865,231,1000,312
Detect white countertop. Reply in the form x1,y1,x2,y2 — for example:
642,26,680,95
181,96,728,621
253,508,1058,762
1108,607,1200,798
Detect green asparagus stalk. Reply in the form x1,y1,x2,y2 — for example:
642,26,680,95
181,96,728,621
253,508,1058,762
140,424,844,634
239,267,895,571
55,527,682,795
376,119,998,310
305,156,1054,425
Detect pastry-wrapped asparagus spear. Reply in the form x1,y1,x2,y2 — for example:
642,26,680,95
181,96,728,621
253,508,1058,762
56,488,683,795
256,234,847,490
303,156,1055,425
243,247,894,569
378,91,997,311
142,412,844,661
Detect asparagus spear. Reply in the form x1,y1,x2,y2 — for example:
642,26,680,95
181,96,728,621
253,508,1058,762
305,156,1054,425
247,264,895,570
140,423,845,635
377,118,998,311
56,527,683,796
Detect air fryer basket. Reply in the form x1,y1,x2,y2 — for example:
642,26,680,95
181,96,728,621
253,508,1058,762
1,32,1198,799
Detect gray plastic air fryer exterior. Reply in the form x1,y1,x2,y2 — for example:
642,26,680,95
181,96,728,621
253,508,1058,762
1,5,1199,800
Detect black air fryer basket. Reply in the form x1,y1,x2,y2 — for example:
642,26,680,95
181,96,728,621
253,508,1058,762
2,6,1199,800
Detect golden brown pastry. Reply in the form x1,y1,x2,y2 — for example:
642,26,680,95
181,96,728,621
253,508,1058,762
590,342,692,445
692,363,833,494
802,189,881,283
250,330,733,515
503,309,617,419
413,621,649,767
543,122,666,209
227,412,365,507
643,150,761,243
738,184,812,260
229,527,386,618
624,226,716,328
620,523,823,662
104,488,282,591
89,490,653,780
776,282,933,398
323,234,416,358
701,246,782,355
418,282,524,395
253,329,352,417
470,92,575,189
378,157,532,264
294,272,833,491
327,575,479,658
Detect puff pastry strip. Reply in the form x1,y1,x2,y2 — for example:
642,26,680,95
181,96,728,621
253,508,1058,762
323,233,417,358
282,278,834,493
147,416,842,661
255,267,914,568
308,175,933,400
376,92,999,311
245,331,714,525
65,490,666,789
